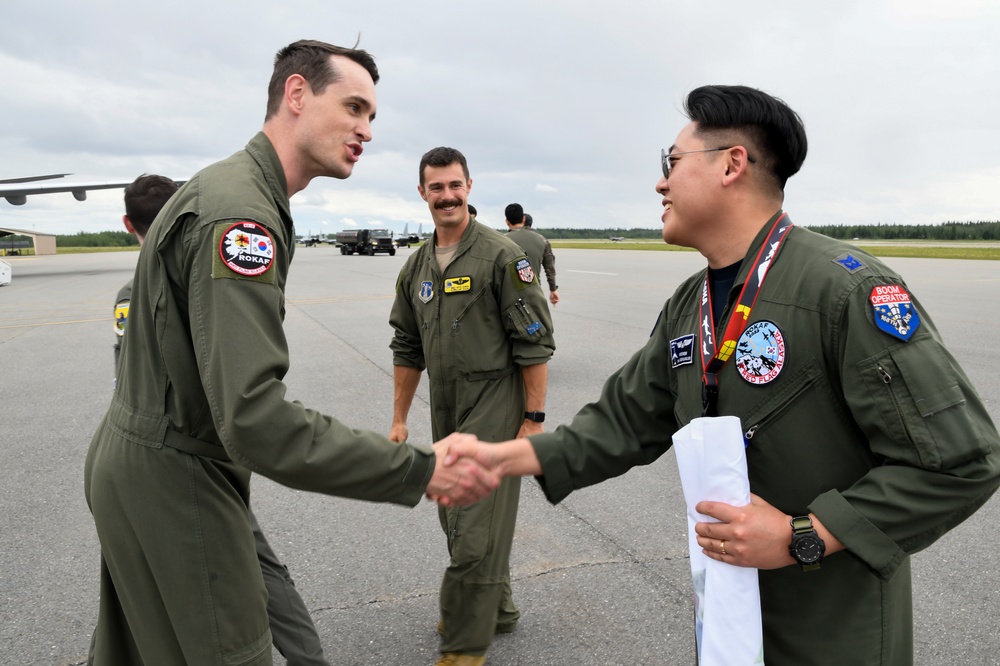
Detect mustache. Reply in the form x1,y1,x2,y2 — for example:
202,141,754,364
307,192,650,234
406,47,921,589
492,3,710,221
435,199,463,209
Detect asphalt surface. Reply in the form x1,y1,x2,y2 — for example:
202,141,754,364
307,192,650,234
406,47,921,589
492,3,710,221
1,246,998,666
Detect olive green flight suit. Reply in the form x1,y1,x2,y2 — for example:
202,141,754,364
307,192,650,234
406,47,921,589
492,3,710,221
100,280,327,666
390,220,555,656
528,213,1000,665
84,133,435,666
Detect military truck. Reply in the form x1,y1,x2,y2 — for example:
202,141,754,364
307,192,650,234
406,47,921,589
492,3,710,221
335,229,396,256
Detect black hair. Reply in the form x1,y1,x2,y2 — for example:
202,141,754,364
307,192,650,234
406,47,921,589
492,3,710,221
504,203,524,225
123,174,179,236
468,204,477,217
684,85,807,191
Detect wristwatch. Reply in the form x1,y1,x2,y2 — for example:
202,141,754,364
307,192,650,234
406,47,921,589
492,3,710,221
789,515,825,571
524,411,546,423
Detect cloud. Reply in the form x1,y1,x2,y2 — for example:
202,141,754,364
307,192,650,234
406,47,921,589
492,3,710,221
535,184,558,193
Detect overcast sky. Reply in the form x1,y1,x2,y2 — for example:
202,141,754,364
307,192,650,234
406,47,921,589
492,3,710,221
2,0,999,237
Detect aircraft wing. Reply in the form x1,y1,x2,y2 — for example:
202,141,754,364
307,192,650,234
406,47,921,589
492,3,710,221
1,177,136,206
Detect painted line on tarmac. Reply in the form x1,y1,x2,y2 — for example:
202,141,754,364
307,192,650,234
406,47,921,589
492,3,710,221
567,269,618,276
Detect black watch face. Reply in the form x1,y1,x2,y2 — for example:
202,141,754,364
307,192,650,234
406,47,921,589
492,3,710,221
795,536,823,564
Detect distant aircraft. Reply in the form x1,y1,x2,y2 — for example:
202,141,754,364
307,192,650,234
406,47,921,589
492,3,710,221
395,223,421,248
608,235,626,242
0,173,137,206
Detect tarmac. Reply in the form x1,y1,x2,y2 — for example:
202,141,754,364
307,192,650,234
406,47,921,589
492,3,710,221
1,246,998,666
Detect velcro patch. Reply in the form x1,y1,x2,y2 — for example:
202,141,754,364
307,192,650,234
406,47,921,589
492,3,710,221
735,320,786,385
212,221,276,283
114,301,129,337
515,258,534,283
870,284,920,341
669,334,695,368
419,281,434,303
444,276,472,293
833,253,866,273
507,258,534,291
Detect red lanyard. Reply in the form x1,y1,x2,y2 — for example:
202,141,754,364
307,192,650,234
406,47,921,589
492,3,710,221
700,213,793,416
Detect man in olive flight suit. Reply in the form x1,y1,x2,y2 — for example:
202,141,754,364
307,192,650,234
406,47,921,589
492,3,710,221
523,213,558,306
504,204,558,307
101,173,329,666
389,147,555,666
84,41,496,666
441,85,1000,665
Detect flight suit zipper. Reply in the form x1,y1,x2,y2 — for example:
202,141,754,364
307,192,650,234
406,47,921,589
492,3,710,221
743,369,821,441
876,363,915,442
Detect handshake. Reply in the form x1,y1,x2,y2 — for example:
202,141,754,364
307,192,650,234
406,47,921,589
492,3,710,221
425,433,503,507
421,432,542,507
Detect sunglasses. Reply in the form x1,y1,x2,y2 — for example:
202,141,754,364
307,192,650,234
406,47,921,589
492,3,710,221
661,147,756,179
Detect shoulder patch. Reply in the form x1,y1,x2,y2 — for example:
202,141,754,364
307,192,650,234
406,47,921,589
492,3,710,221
735,320,786,385
870,284,920,341
114,301,129,337
507,258,535,291
832,252,866,273
212,221,277,283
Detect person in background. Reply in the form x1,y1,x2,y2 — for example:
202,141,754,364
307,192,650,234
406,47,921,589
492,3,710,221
390,147,555,666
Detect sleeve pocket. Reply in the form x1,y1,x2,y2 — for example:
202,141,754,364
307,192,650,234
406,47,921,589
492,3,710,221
857,338,991,470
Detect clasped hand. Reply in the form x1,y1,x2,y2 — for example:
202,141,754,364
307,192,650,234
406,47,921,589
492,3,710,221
425,433,499,507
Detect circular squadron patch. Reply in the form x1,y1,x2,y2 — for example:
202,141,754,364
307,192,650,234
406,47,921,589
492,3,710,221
735,320,786,385
219,221,275,277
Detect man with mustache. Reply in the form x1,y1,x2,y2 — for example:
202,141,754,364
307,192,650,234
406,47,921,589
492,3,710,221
389,147,555,666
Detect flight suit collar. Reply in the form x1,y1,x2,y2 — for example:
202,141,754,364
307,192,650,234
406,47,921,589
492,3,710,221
425,218,482,276
731,209,787,290
245,131,294,257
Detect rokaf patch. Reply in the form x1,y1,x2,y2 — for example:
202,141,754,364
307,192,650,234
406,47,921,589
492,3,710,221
444,276,472,293
833,253,866,274
419,281,434,303
670,334,695,368
114,300,129,337
213,221,276,283
735,320,786,385
869,284,920,341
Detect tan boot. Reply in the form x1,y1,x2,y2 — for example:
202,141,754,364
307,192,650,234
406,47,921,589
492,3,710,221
434,653,486,666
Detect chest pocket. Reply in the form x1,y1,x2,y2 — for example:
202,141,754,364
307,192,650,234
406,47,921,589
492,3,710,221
741,358,824,442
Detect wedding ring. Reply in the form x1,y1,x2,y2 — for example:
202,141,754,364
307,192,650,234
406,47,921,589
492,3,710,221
720,540,727,556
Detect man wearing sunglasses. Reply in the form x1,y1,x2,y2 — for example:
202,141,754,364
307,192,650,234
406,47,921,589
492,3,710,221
440,84,1000,664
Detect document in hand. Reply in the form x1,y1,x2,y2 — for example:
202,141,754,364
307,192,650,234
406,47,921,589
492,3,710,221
673,416,764,666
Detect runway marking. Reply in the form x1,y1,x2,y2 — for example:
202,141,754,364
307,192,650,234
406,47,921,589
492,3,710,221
0,317,109,329
567,269,618,276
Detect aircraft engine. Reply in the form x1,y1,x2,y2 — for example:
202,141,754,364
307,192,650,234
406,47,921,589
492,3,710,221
4,195,27,205
72,190,88,202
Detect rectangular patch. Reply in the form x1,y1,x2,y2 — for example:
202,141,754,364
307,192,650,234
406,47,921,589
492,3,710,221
444,276,472,293
670,334,696,368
